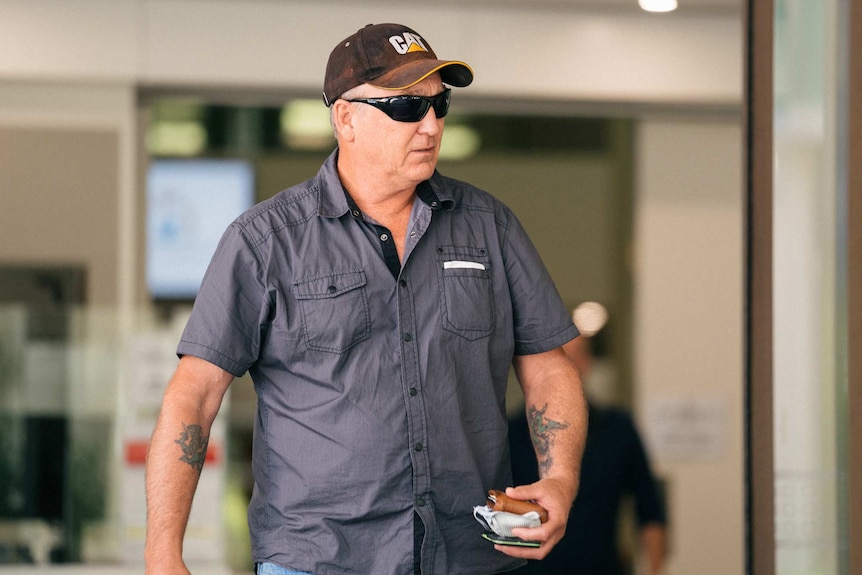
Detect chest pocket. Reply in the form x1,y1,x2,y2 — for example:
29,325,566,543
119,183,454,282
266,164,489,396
293,271,370,353
436,246,494,340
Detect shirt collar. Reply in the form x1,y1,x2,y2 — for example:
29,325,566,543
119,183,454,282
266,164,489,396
316,150,351,219
316,149,455,219
418,177,455,212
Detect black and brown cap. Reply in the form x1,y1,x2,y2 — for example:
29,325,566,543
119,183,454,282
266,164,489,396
323,23,474,107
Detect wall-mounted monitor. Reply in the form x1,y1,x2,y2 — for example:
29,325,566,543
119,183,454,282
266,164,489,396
146,158,255,301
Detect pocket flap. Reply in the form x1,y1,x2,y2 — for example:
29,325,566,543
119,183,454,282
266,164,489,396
293,271,367,300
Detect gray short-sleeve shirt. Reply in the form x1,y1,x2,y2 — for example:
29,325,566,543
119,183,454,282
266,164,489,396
178,151,578,575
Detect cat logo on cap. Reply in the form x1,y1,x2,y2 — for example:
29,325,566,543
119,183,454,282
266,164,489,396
389,33,429,55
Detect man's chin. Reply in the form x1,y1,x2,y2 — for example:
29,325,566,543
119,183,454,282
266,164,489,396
410,156,438,178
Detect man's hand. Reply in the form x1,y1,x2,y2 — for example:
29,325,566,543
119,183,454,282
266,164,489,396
493,478,577,559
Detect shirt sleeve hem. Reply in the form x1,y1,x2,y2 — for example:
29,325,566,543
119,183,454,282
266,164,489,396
514,323,580,356
176,340,248,377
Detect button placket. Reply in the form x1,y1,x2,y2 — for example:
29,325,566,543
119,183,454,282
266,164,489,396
396,270,434,549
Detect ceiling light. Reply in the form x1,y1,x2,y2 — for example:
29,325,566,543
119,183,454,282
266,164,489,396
639,0,678,12
280,99,335,151
146,121,207,156
439,124,481,161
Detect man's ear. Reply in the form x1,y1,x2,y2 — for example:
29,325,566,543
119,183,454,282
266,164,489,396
331,100,356,142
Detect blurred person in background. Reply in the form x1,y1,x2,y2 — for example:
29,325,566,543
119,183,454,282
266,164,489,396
508,303,667,575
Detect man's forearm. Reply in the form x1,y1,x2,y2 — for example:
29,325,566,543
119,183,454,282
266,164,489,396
513,348,588,507
518,350,588,495
145,388,211,565
502,348,588,559
144,399,211,567
526,401,581,483
144,357,232,572
525,393,586,495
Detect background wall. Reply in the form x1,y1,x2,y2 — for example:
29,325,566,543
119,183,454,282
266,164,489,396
0,82,136,307
0,1,741,102
634,119,745,575
0,1,744,573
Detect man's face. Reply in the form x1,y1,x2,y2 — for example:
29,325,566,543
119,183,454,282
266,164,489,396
349,74,446,188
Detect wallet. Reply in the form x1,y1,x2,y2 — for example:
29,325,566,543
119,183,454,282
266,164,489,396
472,489,548,548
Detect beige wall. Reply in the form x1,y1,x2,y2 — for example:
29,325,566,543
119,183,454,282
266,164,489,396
634,118,744,575
0,1,741,104
0,82,136,306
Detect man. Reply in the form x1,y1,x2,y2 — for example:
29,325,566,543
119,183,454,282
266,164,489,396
510,317,667,575
145,23,587,575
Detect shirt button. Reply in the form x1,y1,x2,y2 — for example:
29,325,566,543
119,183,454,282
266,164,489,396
417,497,426,507
327,285,336,293
414,442,423,452
403,333,413,342
409,387,418,396
352,210,360,217
399,279,407,287
380,233,389,241
410,231,417,238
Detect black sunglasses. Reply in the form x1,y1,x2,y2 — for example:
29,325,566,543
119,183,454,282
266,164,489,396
346,89,452,122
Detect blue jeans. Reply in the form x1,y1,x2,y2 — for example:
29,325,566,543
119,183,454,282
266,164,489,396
256,563,315,575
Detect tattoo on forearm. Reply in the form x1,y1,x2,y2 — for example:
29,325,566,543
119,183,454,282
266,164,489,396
175,423,209,472
527,404,570,476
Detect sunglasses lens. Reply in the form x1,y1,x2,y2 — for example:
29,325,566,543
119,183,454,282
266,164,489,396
351,90,452,122
432,91,451,119
386,98,431,122
387,91,451,122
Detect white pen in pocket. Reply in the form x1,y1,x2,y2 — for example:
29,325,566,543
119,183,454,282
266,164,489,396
443,261,486,270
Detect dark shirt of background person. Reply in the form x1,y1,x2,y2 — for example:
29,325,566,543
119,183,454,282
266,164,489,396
508,320,667,575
